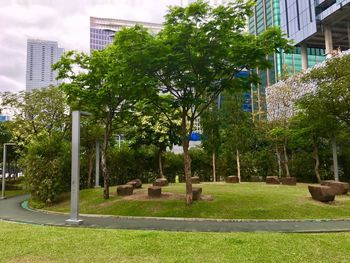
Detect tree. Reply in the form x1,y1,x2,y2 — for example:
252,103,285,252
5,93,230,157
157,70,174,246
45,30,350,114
54,33,150,199
201,102,221,182
1,87,71,202
302,53,350,181
0,87,69,146
126,97,181,178
117,0,291,204
219,91,254,182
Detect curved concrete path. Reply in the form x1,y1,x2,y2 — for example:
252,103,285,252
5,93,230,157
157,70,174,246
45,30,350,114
1,195,350,233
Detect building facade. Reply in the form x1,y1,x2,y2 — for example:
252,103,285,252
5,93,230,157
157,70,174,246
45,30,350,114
280,0,350,65
248,0,327,120
90,17,162,51
26,39,64,92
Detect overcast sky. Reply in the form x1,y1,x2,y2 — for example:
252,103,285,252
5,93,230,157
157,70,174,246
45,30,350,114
0,0,181,92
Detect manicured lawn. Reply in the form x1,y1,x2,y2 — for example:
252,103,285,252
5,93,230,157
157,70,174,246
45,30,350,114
1,220,350,263
31,182,350,220
4,189,26,198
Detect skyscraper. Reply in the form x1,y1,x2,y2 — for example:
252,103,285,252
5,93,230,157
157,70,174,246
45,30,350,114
26,39,64,92
248,0,326,120
90,17,162,51
280,0,350,62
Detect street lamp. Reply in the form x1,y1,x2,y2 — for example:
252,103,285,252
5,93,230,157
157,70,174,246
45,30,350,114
95,140,100,188
66,110,91,225
1,143,16,200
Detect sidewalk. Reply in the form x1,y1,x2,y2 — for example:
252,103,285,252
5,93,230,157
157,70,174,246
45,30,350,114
1,195,350,233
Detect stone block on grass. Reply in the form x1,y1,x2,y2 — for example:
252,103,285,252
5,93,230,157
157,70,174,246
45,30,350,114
320,180,349,195
266,176,280,184
191,176,200,184
281,177,297,186
153,178,168,187
192,187,202,201
117,185,134,196
308,185,335,202
127,179,142,189
148,186,162,197
225,176,239,183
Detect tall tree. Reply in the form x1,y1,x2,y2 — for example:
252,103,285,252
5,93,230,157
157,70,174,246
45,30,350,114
219,91,254,182
117,0,290,204
53,38,147,199
302,53,350,181
201,102,221,182
127,97,181,179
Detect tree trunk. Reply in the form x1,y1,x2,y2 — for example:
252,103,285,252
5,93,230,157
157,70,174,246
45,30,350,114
87,150,94,188
312,137,321,183
212,151,216,182
283,139,290,177
275,144,282,178
182,114,192,205
332,137,339,181
101,127,110,199
158,148,164,178
236,149,241,182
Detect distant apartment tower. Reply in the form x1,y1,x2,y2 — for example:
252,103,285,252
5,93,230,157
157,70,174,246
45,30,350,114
90,17,162,51
26,39,64,91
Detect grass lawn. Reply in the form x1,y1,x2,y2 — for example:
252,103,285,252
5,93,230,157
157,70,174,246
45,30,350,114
1,220,350,263
4,189,26,198
30,182,350,220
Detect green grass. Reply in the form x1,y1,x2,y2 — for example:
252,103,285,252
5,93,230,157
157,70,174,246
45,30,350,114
4,189,26,198
0,220,350,263
31,182,350,220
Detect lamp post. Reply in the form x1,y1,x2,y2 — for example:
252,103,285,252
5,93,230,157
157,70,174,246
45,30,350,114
66,110,91,225
1,143,16,200
95,140,100,188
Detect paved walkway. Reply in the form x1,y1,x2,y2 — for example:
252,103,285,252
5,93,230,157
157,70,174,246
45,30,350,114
1,195,350,233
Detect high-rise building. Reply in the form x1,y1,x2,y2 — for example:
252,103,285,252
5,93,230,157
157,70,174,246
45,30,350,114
266,1,350,121
90,17,162,51
280,0,350,63
26,39,64,92
248,0,327,120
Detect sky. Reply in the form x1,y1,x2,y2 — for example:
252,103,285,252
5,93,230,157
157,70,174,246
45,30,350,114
0,0,181,92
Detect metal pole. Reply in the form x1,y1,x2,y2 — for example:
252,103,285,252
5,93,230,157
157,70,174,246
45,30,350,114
1,145,6,200
66,110,91,225
95,140,100,188
1,143,15,200
66,111,83,225
332,137,339,181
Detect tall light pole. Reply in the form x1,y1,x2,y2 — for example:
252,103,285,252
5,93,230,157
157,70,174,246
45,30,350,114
95,140,100,188
1,143,16,200
66,110,91,225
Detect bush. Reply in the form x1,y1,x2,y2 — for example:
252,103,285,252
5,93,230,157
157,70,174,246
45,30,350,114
163,151,183,182
21,134,70,204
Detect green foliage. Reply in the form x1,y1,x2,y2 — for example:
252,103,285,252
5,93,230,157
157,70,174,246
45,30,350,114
21,133,70,204
305,54,350,127
1,87,71,202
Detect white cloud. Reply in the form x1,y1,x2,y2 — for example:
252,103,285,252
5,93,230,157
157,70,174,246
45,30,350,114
0,0,180,92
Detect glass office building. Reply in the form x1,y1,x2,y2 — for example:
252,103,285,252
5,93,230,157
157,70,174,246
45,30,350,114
248,0,326,120
90,17,162,51
280,0,350,54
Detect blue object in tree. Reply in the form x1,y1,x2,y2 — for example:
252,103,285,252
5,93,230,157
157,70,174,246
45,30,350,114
190,132,201,141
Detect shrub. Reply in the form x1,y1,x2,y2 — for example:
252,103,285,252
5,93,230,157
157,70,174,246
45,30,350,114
21,134,70,204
